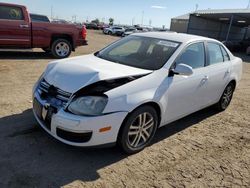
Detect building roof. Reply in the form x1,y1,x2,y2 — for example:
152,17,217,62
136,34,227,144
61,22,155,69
172,8,250,27
172,13,190,20
194,9,250,14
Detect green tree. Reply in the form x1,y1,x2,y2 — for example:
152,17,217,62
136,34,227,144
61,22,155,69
109,18,114,26
91,18,100,24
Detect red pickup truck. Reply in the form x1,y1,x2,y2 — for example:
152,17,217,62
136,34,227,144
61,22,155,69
0,3,87,58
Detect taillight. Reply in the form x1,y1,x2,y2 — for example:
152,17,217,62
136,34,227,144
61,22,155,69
82,25,87,40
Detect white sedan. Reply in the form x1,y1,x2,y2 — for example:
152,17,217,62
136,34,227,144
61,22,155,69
33,32,242,153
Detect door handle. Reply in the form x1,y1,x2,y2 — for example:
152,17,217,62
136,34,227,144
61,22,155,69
19,24,29,28
201,76,209,84
225,70,230,76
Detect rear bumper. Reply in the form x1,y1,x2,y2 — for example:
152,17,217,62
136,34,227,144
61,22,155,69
75,39,88,47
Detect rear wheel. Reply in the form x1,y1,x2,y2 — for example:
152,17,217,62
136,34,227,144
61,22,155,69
51,39,72,59
216,82,235,111
108,31,112,35
118,105,158,154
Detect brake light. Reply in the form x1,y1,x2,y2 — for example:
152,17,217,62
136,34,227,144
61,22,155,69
82,25,87,40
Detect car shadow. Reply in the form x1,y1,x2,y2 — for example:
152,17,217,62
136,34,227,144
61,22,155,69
0,106,220,187
0,51,53,60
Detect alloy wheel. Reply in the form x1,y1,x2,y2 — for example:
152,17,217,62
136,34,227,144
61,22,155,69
55,42,70,57
127,112,155,148
221,84,234,109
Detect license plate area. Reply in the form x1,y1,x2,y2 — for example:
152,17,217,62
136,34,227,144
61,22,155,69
33,98,57,131
33,98,43,119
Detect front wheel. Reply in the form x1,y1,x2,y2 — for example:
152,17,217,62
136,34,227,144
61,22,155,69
118,105,158,154
216,82,235,111
51,39,72,59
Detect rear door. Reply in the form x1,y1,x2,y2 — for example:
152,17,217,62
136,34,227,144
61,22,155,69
0,5,31,48
201,42,232,106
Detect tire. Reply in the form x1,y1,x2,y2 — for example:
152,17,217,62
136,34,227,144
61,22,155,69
118,105,158,154
108,31,112,35
216,82,235,111
51,39,72,59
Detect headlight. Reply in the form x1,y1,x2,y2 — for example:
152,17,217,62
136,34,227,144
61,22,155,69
68,96,108,116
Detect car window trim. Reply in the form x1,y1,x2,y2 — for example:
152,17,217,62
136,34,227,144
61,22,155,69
220,45,231,62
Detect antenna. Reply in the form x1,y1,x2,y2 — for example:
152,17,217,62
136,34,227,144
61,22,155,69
141,11,144,25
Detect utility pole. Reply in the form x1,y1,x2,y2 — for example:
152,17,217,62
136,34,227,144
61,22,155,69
248,0,250,8
149,19,152,26
141,11,144,25
195,4,199,11
50,6,53,20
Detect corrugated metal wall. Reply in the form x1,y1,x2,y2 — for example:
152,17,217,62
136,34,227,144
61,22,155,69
170,19,189,33
187,15,245,41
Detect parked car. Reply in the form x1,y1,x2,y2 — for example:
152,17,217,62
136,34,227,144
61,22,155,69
0,3,87,58
33,32,242,154
103,26,125,36
122,27,138,37
85,22,99,30
98,23,109,30
30,13,50,23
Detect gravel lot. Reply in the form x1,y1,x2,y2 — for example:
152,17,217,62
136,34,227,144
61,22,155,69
0,30,249,188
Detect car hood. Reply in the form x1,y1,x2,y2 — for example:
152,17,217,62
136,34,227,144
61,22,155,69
44,54,152,93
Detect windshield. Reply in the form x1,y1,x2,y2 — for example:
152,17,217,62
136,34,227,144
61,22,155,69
95,35,180,70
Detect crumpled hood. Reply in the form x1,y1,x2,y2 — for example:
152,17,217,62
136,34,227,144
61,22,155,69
44,54,152,93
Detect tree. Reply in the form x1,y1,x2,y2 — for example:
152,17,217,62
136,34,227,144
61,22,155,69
109,18,114,26
91,18,100,24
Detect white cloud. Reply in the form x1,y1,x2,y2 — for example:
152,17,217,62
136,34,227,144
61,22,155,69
151,5,166,9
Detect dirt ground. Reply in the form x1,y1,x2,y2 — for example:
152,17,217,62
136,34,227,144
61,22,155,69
0,30,249,188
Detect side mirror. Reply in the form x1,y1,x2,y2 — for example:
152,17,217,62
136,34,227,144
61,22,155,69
170,63,193,76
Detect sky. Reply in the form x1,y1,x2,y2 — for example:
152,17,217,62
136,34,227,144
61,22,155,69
2,0,250,27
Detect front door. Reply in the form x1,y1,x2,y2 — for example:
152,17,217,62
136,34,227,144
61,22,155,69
0,5,30,48
163,42,209,124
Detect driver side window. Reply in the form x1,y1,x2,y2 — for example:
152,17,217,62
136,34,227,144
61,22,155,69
175,42,205,69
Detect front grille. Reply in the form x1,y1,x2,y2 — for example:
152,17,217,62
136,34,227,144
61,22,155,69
56,128,92,143
38,79,72,103
35,79,72,131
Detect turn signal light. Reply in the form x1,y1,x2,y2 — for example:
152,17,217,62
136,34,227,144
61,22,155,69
99,126,112,133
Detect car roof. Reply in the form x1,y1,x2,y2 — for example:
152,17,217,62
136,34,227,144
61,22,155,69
132,32,217,44
30,13,48,17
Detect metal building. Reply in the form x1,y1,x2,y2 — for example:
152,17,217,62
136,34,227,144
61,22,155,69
170,9,250,42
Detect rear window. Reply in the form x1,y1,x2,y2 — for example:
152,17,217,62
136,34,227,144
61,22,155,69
0,5,24,20
30,14,50,22
207,42,224,65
